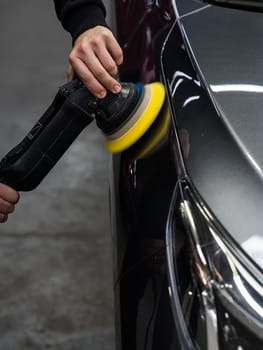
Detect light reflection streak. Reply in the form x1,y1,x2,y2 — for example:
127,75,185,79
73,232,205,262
209,227,263,317
245,151,262,176
183,95,200,108
170,71,201,97
211,84,263,93
172,78,184,96
242,236,263,270
183,200,207,266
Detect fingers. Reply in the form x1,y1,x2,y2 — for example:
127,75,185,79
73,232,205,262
0,213,8,223
0,183,20,204
69,26,123,98
0,197,15,214
93,45,119,77
0,183,20,224
72,53,121,98
70,58,108,98
67,64,75,82
105,34,123,66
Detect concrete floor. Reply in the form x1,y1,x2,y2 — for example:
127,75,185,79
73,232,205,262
0,1,115,349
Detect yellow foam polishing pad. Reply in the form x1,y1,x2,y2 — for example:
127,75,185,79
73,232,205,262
105,82,165,153
131,104,170,160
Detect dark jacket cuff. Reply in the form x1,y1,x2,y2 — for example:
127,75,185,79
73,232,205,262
60,4,108,43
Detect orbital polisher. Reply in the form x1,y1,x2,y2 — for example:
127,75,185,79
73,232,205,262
0,79,165,191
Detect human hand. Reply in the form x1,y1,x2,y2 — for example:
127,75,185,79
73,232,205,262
0,183,20,223
68,26,123,99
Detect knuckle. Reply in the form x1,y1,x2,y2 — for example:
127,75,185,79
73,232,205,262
96,68,107,80
69,52,76,63
106,63,117,75
90,38,100,48
6,203,14,214
9,191,19,204
1,187,18,204
13,192,20,204
116,52,123,64
101,29,111,40
77,42,88,54
81,71,93,83
0,200,13,214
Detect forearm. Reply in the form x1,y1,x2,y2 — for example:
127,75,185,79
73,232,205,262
54,0,108,42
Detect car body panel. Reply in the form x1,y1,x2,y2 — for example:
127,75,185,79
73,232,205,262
112,1,177,282
116,0,175,82
166,2,263,265
116,0,263,262
113,0,263,348
173,0,208,16
109,119,180,349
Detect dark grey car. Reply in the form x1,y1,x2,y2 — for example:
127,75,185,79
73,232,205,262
112,0,263,349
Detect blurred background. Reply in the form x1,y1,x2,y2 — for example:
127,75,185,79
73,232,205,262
0,1,115,349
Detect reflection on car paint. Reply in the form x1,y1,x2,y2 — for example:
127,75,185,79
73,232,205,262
210,84,263,93
242,236,263,269
117,0,175,82
162,20,263,257
166,182,263,349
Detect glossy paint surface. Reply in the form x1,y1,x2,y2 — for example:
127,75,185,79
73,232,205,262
113,2,179,349
113,0,263,348
116,0,175,82
160,12,262,346
181,4,263,177
163,1,263,264
201,0,263,12
174,0,207,15
110,111,180,349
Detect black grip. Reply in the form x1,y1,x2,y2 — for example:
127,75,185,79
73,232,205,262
0,80,95,191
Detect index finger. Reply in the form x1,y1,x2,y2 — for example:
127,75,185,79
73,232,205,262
105,35,123,66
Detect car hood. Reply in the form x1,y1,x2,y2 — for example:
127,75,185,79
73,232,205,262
168,2,263,268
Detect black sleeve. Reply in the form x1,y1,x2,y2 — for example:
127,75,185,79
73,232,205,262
54,0,108,42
